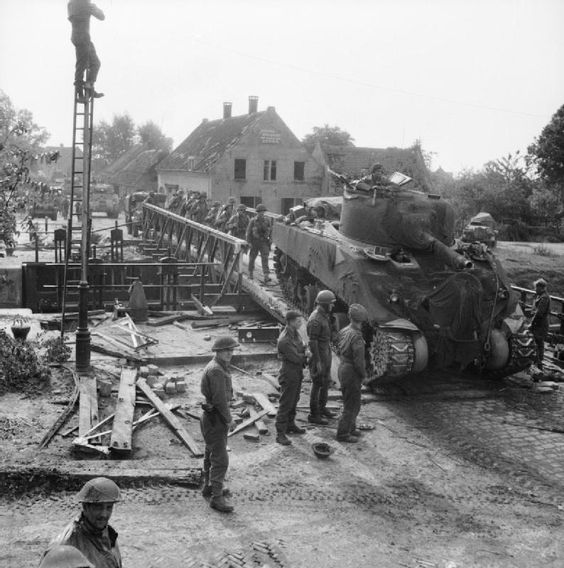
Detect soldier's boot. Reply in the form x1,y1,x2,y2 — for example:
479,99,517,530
308,414,328,425
321,407,335,419
287,422,306,434
276,431,292,446
210,484,234,513
336,434,359,443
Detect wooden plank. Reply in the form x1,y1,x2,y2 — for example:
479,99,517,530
260,372,281,392
191,318,231,329
109,368,137,454
248,407,269,435
228,408,269,437
78,376,99,437
137,378,203,457
191,293,213,316
252,392,277,417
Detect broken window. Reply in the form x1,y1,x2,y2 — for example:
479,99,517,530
234,159,246,180
293,161,305,181
263,160,277,181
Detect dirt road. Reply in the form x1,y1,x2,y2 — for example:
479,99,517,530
2,373,562,568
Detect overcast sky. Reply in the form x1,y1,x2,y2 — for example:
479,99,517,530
1,0,563,173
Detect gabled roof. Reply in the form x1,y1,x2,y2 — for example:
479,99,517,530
316,143,432,191
157,112,265,173
100,144,166,191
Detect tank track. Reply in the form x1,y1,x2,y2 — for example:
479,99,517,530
369,329,415,381
483,329,535,380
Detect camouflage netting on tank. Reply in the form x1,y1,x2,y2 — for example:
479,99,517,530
419,273,483,367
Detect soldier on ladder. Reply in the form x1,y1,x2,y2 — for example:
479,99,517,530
68,0,105,103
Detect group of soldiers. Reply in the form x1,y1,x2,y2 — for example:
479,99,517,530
155,190,273,283
39,277,552,565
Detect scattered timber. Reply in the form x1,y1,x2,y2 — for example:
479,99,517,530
252,392,277,417
248,407,269,435
78,376,99,437
191,294,214,316
228,409,269,437
137,379,203,457
38,367,79,449
109,368,137,454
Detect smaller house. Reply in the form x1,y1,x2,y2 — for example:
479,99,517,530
312,143,433,194
99,144,166,197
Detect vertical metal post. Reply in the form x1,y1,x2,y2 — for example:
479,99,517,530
76,98,91,372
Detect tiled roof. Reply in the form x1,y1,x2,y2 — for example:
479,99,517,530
319,144,432,191
157,112,264,173
99,145,146,178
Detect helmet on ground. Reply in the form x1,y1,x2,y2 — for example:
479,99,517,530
77,477,121,503
256,204,267,212
315,290,336,304
212,336,240,351
312,442,333,459
348,303,368,322
40,546,94,568
285,309,302,322
534,278,547,288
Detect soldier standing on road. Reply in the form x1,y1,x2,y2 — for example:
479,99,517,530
531,278,551,371
45,477,122,568
307,290,337,425
246,204,272,283
200,336,239,513
190,192,209,224
68,0,105,101
275,310,308,446
335,304,369,443
226,203,250,239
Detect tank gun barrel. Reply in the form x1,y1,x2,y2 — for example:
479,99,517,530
431,237,473,270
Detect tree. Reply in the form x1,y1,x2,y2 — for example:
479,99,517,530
92,113,136,168
302,124,354,151
528,104,564,195
138,121,173,152
1,91,49,247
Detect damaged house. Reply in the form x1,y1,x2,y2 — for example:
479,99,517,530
156,97,324,214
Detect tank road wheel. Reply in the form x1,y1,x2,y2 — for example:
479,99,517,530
483,329,535,380
369,329,416,381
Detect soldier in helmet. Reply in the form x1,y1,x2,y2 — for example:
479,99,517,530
200,335,239,513
245,203,272,283
335,304,369,443
40,545,93,568
190,192,209,224
530,278,551,371
45,477,122,568
205,201,222,226
226,203,250,239
275,310,308,446
215,196,237,231
307,290,337,424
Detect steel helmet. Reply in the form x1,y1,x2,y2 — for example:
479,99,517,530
256,204,267,212
348,303,368,322
534,278,547,288
227,197,237,204
40,546,94,568
211,336,240,351
285,309,302,322
315,290,336,304
237,203,246,210
77,477,121,503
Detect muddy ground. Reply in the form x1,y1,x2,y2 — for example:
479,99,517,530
1,240,563,567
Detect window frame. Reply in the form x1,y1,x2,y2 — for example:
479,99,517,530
234,158,247,181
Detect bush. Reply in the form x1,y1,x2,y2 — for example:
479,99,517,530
41,336,71,363
533,244,557,257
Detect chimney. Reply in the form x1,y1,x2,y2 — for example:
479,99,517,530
223,102,232,119
248,96,259,114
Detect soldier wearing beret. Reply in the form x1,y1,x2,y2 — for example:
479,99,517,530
275,310,308,445
200,335,239,513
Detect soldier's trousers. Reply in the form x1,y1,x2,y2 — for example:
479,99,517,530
532,328,547,368
248,241,270,276
309,354,332,416
336,363,362,439
200,413,229,493
275,364,303,433
72,37,100,85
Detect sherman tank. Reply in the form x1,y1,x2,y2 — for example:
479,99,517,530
272,175,535,381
